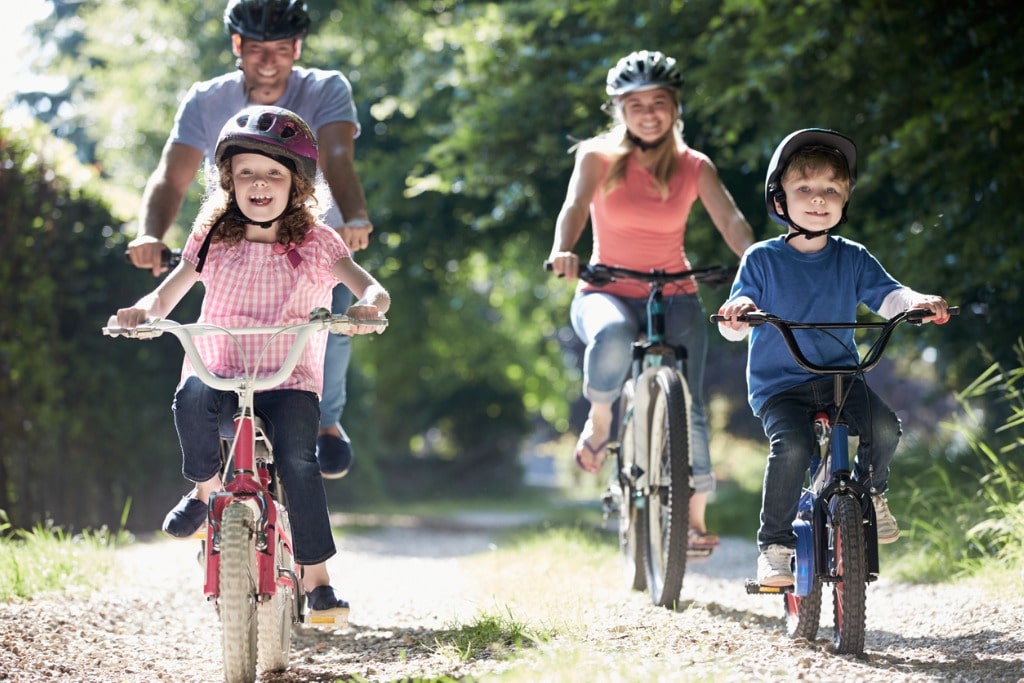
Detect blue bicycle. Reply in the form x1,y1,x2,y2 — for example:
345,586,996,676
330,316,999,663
711,307,957,654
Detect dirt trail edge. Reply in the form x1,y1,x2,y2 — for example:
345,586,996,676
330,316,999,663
1,514,1022,682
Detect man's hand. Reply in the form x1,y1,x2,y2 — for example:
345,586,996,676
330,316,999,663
127,235,169,277
339,218,374,252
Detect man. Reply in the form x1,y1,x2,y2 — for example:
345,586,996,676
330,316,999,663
128,0,370,478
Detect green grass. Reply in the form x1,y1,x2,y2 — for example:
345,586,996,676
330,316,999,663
0,509,127,601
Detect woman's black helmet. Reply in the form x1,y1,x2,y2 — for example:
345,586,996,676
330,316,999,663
765,128,857,229
606,50,684,98
224,0,310,42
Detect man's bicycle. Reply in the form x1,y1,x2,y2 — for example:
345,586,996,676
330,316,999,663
558,262,734,607
711,307,956,654
104,309,386,683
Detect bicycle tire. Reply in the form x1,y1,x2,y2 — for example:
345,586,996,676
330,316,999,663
830,494,868,655
642,367,691,607
220,502,258,683
784,578,823,641
257,504,294,674
615,380,646,592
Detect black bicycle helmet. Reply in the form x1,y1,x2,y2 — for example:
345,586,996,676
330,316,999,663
224,0,310,42
765,128,858,233
215,105,318,184
606,50,685,98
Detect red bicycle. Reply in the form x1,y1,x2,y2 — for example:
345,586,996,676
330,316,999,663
104,308,386,683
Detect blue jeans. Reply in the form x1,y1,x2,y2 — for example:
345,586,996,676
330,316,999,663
570,290,714,493
320,285,353,430
172,376,336,565
756,376,902,551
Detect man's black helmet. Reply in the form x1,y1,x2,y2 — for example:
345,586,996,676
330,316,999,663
224,0,310,42
606,50,684,98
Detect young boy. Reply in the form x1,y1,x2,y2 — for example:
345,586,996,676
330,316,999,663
715,128,949,587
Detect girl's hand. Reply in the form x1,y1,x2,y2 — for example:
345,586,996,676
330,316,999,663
115,307,149,328
343,304,385,335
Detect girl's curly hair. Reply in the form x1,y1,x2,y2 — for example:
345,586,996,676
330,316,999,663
190,155,323,248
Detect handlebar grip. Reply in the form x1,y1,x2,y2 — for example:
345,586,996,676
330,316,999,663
123,248,181,269
709,312,767,326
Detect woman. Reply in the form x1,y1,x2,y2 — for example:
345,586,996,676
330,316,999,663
547,50,753,548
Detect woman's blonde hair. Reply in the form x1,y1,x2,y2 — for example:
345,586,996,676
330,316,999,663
191,155,326,248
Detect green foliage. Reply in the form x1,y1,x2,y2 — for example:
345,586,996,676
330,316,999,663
0,119,188,532
892,340,1024,580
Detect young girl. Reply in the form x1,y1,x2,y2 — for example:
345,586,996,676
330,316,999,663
112,105,390,619
546,50,754,549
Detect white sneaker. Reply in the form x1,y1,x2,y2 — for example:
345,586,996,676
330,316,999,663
872,494,901,543
757,544,795,587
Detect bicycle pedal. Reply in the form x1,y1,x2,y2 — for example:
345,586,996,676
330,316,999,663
687,547,714,559
304,606,349,629
744,579,792,595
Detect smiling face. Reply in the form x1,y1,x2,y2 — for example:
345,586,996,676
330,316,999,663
230,152,293,231
777,165,851,234
232,35,300,103
618,88,677,146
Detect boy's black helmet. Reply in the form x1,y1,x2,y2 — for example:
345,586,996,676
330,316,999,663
606,50,684,98
765,128,857,228
224,0,310,42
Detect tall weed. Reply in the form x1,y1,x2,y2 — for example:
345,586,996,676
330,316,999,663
893,340,1024,580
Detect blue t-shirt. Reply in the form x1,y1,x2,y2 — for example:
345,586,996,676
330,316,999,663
726,235,901,415
170,67,358,228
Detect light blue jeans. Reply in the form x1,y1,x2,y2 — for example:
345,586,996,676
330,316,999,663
570,290,714,493
320,285,353,430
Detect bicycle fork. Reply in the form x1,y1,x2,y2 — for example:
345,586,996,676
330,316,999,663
202,411,295,603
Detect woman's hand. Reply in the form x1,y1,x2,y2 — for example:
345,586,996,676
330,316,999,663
547,251,580,280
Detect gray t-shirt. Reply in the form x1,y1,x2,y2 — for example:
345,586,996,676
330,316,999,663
170,67,359,227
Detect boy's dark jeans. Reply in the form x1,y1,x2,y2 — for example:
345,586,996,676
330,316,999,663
756,376,901,551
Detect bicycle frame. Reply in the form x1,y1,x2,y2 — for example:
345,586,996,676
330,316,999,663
104,310,384,604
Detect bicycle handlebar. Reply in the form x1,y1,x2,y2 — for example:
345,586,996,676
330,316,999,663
123,248,182,270
103,308,388,392
709,307,959,375
544,261,736,288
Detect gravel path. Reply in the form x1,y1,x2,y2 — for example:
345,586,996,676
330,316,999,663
1,515,1022,682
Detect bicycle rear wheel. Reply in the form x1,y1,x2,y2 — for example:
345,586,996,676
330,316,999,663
830,494,868,655
257,504,295,674
642,367,691,607
220,502,258,683
784,517,822,640
615,380,646,592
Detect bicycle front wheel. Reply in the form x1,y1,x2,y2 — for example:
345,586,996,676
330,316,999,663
642,367,691,607
257,504,295,674
220,502,258,683
615,380,646,592
830,494,868,655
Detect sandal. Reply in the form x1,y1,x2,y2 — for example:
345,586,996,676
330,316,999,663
574,421,610,473
688,528,721,549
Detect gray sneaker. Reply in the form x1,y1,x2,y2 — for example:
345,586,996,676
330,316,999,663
757,544,795,587
872,494,901,543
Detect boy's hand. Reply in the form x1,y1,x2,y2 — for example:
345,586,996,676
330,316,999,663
910,295,950,325
715,297,757,341
716,298,758,331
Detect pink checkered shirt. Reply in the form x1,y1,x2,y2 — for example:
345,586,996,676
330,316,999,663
179,223,350,396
